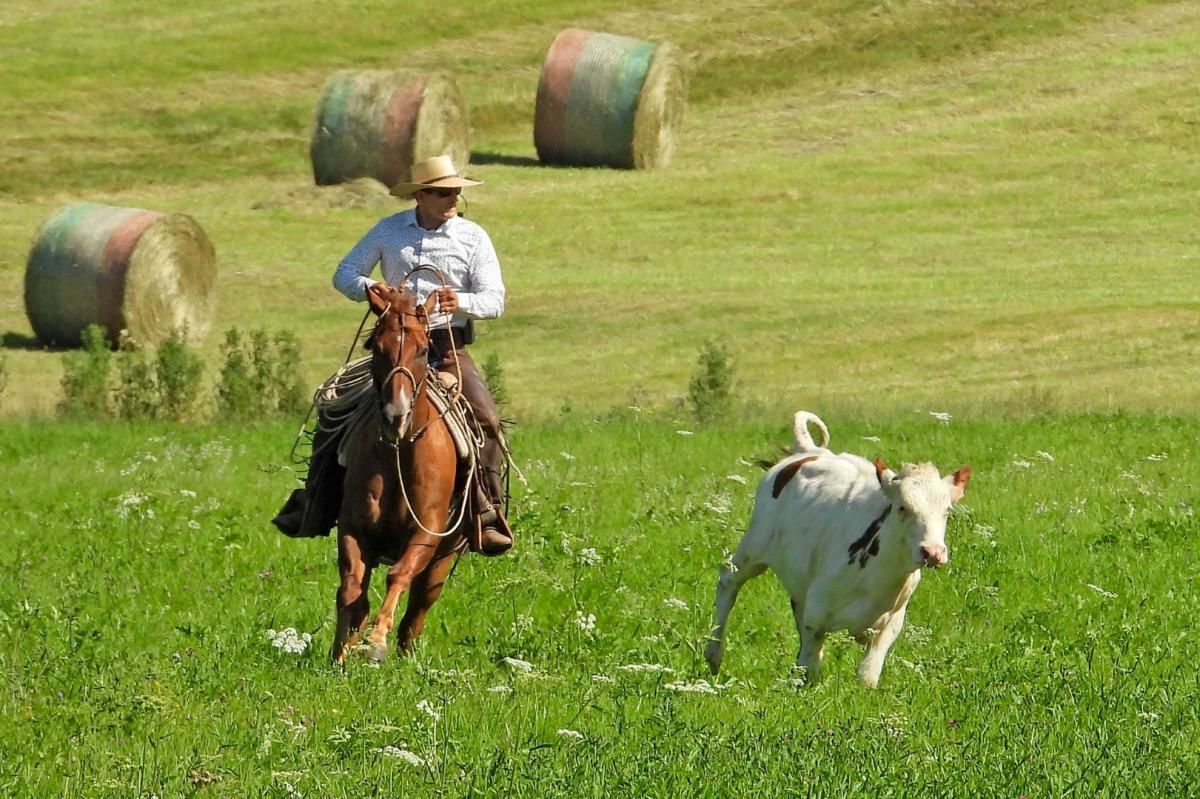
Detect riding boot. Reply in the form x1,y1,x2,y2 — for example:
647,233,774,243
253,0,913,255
472,444,512,556
272,428,343,538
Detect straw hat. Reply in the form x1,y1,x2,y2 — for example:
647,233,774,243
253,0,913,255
389,155,483,197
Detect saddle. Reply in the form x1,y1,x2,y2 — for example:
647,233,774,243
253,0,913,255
300,357,506,550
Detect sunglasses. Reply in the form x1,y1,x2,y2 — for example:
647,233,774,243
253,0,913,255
421,187,460,198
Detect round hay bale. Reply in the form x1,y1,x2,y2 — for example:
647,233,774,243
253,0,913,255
310,70,469,189
24,202,217,348
534,29,686,170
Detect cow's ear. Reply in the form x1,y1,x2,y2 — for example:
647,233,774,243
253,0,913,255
874,457,897,486
946,465,972,503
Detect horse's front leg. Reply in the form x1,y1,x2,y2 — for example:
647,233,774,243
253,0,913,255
332,533,372,665
363,534,440,662
397,546,459,653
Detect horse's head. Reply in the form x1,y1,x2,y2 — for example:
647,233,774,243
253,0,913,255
366,283,436,445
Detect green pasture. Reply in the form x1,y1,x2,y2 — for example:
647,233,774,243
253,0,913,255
1,0,1197,418
1,413,1197,797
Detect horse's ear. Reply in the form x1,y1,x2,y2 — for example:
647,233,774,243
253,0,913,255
367,283,390,316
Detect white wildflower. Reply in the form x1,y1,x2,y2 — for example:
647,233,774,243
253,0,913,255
703,494,731,516
374,746,425,767
861,435,881,443
577,547,601,566
675,430,694,437
557,729,584,740
664,679,719,695
929,411,952,423
559,451,576,461
725,474,747,485
642,634,665,643
502,656,533,672
1011,459,1032,469
619,663,673,674
1146,452,1168,462
575,611,597,633
179,489,197,497
1036,450,1055,462
266,627,312,655
187,520,201,530
416,699,440,721
1086,583,1117,599
663,598,689,611
591,674,614,683
487,685,513,695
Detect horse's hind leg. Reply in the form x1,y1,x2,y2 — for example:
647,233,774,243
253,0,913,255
364,538,440,662
332,534,371,665
397,549,459,654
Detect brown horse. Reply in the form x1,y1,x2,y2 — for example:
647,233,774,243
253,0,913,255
331,282,466,664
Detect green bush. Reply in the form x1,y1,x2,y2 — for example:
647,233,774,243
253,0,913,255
114,334,157,420
687,339,735,424
481,349,508,408
215,327,307,420
59,324,113,418
155,327,205,421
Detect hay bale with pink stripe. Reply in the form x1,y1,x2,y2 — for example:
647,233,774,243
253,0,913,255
534,29,686,169
24,203,217,348
310,70,469,188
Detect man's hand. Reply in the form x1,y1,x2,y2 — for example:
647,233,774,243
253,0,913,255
434,287,459,313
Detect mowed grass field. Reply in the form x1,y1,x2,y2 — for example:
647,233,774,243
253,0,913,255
1,0,1199,796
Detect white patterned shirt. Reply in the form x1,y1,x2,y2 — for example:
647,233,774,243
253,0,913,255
332,209,505,328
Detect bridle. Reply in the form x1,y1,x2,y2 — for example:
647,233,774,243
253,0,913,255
372,301,430,449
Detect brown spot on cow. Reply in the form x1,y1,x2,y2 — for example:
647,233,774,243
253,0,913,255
772,456,821,498
848,505,892,567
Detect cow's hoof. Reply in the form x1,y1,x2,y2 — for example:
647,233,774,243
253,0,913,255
368,644,388,663
703,643,723,675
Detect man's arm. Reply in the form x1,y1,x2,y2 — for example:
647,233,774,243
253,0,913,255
331,222,385,301
455,229,505,319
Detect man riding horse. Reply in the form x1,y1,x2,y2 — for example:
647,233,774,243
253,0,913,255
272,155,513,556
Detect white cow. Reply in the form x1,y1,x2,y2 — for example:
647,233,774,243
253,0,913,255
705,411,971,688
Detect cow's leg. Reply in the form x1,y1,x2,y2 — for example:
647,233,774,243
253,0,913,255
396,548,459,653
332,534,372,664
796,621,826,684
857,606,907,689
363,537,440,662
704,556,767,675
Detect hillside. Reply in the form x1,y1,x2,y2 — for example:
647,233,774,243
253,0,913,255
1,0,1197,418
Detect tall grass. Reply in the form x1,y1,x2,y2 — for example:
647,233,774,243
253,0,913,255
0,412,1196,795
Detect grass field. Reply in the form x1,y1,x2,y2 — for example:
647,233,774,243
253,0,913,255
1,413,1197,796
2,0,1199,796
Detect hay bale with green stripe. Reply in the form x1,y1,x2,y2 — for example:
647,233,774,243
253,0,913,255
24,203,217,348
311,70,470,189
534,29,686,169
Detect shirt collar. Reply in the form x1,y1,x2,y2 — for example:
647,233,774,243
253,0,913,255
403,207,459,233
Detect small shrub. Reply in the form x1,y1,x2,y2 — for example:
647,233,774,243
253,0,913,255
215,327,307,419
215,327,257,419
687,340,735,424
59,324,113,418
115,333,158,420
481,350,509,407
156,327,204,421
271,330,308,416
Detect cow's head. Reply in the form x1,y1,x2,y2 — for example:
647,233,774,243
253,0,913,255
875,459,972,568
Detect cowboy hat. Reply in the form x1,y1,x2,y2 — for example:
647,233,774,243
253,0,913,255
389,155,483,197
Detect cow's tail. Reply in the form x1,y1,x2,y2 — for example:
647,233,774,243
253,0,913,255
792,411,830,453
